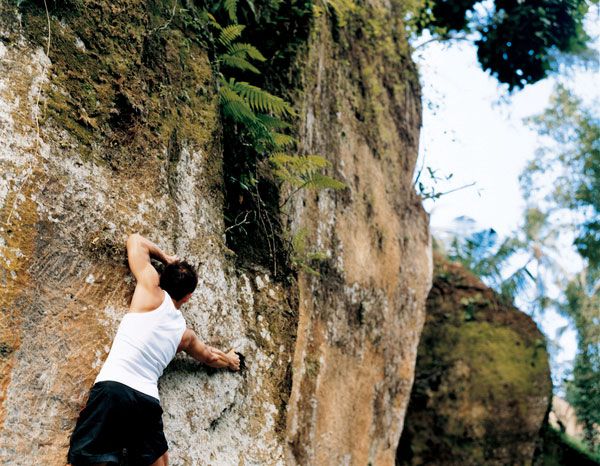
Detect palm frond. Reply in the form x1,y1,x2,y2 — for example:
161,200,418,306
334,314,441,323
500,265,534,300
219,25,245,47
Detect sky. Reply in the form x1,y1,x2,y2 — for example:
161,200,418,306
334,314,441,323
412,15,599,385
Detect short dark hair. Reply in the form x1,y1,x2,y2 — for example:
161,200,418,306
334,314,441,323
159,260,198,301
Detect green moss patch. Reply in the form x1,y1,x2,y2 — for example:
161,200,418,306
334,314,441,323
12,0,218,164
398,257,552,465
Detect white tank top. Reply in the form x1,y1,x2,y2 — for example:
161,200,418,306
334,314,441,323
95,290,186,400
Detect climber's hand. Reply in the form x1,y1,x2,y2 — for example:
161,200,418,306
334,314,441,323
227,350,240,371
164,254,179,265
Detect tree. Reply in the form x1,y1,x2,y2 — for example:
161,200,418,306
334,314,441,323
438,216,533,301
414,0,598,89
522,84,600,267
521,84,600,451
440,209,564,309
560,269,600,450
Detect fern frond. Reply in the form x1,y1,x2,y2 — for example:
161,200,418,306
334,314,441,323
220,55,261,73
270,154,344,189
303,172,347,190
219,24,245,47
219,85,257,124
205,12,221,29
302,155,331,171
226,43,266,61
256,114,291,130
233,81,295,117
224,0,238,22
270,152,296,166
271,132,297,148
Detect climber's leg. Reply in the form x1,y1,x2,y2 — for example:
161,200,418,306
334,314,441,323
150,450,168,466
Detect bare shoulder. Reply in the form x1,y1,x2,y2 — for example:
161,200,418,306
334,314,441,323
129,284,166,313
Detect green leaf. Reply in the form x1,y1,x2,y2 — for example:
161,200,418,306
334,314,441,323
224,0,238,22
256,114,291,130
219,85,257,124
233,81,295,117
219,25,245,47
220,55,261,73
303,172,347,190
271,132,297,149
226,43,266,61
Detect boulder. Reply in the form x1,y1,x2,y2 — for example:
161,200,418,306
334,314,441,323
397,255,552,465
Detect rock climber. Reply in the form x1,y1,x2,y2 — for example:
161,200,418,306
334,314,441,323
67,233,240,466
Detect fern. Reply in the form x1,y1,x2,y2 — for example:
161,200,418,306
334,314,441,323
219,24,245,47
303,172,347,190
226,43,266,61
219,55,261,73
233,81,295,117
270,132,297,148
256,114,291,130
219,83,257,124
224,0,238,22
270,154,347,190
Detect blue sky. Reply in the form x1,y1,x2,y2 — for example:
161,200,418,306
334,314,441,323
412,14,599,385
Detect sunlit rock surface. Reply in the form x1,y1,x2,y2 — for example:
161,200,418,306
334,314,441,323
397,255,552,466
0,4,294,464
284,3,431,465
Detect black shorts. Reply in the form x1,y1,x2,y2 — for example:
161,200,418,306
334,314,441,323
67,381,168,465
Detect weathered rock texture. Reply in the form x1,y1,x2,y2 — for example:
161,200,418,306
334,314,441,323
549,396,586,440
0,2,294,464
284,3,431,465
0,0,430,464
397,254,552,466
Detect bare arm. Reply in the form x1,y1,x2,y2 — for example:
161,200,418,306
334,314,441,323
127,233,178,312
127,233,177,288
178,329,240,371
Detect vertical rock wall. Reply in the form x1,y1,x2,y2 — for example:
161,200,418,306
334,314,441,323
285,2,432,465
0,1,430,464
0,3,296,464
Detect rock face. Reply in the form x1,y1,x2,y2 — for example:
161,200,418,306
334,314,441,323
0,1,430,464
284,3,431,465
397,255,552,466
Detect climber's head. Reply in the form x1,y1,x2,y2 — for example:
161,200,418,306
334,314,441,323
159,260,198,305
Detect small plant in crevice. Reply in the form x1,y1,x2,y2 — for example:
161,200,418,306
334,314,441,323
290,227,329,276
207,3,345,276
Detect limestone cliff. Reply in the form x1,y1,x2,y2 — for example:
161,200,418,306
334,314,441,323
397,255,552,465
0,0,430,465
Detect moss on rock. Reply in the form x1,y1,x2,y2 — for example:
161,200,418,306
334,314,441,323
11,0,218,164
397,254,552,466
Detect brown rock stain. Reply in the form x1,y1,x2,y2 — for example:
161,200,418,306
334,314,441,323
0,180,38,430
313,341,384,466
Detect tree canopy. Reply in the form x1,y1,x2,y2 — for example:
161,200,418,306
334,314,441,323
522,84,600,266
415,0,597,89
